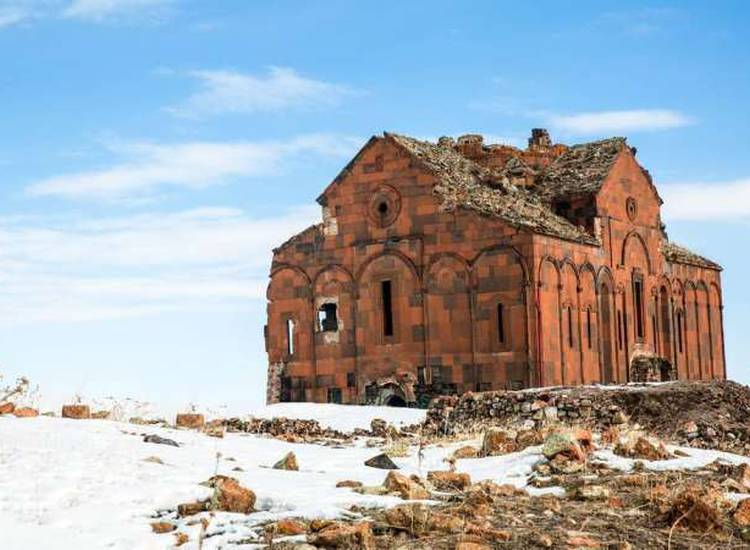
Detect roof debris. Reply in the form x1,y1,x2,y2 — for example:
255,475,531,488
662,241,722,270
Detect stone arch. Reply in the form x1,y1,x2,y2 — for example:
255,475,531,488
597,268,616,383
684,281,700,380
709,282,724,379
425,254,472,390
355,251,423,387
559,260,580,384
538,257,562,387
471,246,529,390
620,230,652,273
696,281,711,380
268,265,312,301
579,264,599,383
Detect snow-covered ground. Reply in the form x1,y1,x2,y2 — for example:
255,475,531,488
1,405,749,549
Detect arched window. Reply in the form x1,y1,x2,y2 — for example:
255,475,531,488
286,318,295,356
567,306,575,348
497,303,505,344
586,308,592,350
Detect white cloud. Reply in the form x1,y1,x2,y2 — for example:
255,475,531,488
660,178,750,221
63,0,171,21
26,134,361,201
549,109,694,135
0,205,319,324
0,0,172,27
167,67,355,118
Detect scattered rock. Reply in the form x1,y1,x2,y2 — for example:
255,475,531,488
203,422,224,438
143,434,179,447
734,499,750,527
62,404,91,419
175,413,205,429
150,521,176,533
143,456,164,465
174,532,189,546
364,453,399,470
370,418,388,437
273,451,299,471
573,484,611,501
383,471,430,500
0,402,15,415
614,433,670,460
13,407,39,418
481,428,517,456
336,480,363,488
542,431,585,462
453,445,479,459
308,521,373,549
202,475,256,514
91,410,110,419
385,503,463,534
273,518,307,536
177,501,208,517
427,470,471,491
669,483,728,532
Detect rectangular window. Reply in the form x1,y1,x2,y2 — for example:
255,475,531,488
617,311,623,350
497,303,505,344
567,307,574,348
633,278,645,341
653,314,658,352
417,366,426,385
286,318,295,356
327,387,342,404
586,309,592,350
318,303,338,332
381,280,394,337
346,372,355,388
677,312,684,353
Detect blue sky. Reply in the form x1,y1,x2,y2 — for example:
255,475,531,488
0,0,748,409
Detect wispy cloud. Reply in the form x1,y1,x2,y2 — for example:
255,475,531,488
548,109,694,135
0,0,173,28
26,134,361,201
595,8,685,36
167,67,356,118
63,0,172,21
0,205,319,323
660,178,750,221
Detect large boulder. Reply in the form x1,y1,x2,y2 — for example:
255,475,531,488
542,432,585,462
427,470,471,491
614,433,670,461
62,405,91,419
0,402,15,415
480,428,517,456
202,475,255,514
273,451,299,471
383,471,430,500
308,521,373,549
175,413,205,429
364,453,399,470
13,407,38,418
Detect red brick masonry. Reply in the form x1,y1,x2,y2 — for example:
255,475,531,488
265,130,725,406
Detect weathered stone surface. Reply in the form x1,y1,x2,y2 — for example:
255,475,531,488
427,470,471,491
336,480,363,488
143,434,179,447
734,499,750,527
13,407,38,418
453,445,479,459
274,518,307,535
481,428,517,456
364,453,399,470
202,475,255,514
0,402,15,415
383,471,430,500
175,413,205,429
273,451,299,471
151,521,176,533
308,521,373,549
62,405,91,419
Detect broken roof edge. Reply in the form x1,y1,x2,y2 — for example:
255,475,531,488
273,223,323,255
662,241,722,271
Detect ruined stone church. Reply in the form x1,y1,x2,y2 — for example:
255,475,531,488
265,129,725,407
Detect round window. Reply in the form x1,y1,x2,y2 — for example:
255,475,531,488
368,186,401,227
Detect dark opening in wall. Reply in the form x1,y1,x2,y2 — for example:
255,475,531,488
318,303,338,332
586,308,592,349
567,306,574,348
677,311,684,353
617,311,624,350
381,280,394,337
347,372,355,388
497,303,505,343
327,387,342,404
633,276,645,341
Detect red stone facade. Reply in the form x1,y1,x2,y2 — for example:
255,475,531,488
265,130,725,406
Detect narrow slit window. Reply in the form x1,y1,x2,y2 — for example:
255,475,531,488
567,307,574,348
381,280,394,337
586,308,592,350
677,312,684,353
286,318,295,356
497,303,505,344
633,278,645,340
652,314,658,351
617,311,623,350
318,303,338,332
